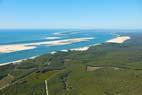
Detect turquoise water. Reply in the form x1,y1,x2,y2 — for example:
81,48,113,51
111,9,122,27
0,29,117,64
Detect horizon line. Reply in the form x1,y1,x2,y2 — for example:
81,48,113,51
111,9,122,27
0,28,142,30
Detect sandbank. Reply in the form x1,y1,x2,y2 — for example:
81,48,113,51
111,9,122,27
106,36,130,43
0,45,36,53
70,46,90,51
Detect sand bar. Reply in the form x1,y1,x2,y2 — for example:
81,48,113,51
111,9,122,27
0,45,36,53
106,36,130,43
28,37,94,46
0,37,94,53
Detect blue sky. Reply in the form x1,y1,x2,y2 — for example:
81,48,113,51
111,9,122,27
0,0,141,29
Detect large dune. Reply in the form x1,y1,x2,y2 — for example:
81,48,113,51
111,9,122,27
106,36,130,43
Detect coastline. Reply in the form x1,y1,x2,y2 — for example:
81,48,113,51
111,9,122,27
0,45,97,66
0,36,131,67
0,59,26,66
0,56,38,66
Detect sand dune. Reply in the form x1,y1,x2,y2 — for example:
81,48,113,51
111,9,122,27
106,36,130,43
0,45,36,53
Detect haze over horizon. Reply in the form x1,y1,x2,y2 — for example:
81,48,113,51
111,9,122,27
0,0,141,29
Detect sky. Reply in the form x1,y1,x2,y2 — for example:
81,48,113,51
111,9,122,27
0,0,142,29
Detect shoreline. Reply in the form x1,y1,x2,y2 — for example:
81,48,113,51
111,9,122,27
0,59,26,66
0,45,97,66
106,36,131,43
0,36,130,67
0,56,38,66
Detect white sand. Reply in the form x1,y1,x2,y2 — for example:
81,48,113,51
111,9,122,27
0,59,25,66
60,50,68,52
0,56,38,66
70,46,89,51
0,37,94,54
106,36,130,43
29,37,94,46
0,45,36,53
45,37,60,40
50,51,57,54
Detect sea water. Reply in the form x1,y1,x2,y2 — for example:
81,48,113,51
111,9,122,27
0,29,117,64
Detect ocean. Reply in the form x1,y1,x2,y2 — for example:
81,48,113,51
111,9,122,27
0,29,117,64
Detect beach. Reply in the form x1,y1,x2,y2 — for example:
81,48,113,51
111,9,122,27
0,46,90,66
0,59,25,66
106,36,130,43
70,46,90,51
0,45,36,53
0,56,38,66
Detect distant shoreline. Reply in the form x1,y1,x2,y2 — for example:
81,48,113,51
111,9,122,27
106,36,131,43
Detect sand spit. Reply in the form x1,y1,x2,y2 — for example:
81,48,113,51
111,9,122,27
0,37,94,54
106,36,130,43
29,37,94,46
0,45,36,53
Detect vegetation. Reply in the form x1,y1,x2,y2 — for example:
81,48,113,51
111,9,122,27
0,33,142,95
